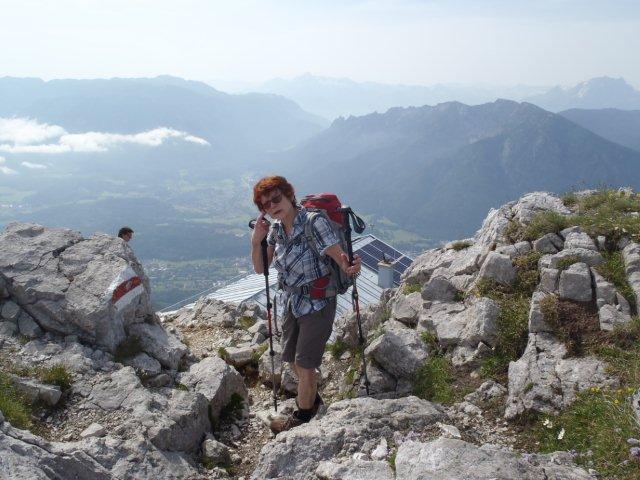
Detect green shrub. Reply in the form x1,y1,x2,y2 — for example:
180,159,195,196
412,356,455,404
0,371,32,430
420,331,439,349
562,192,578,208
595,251,636,313
522,212,569,242
251,344,268,363
326,339,348,360
237,315,256,330
175,382,189,391
39,365,72,392
555,255,581,271
450,240,472,251
218,347,229,360
402,282,422,295
519,388,640,480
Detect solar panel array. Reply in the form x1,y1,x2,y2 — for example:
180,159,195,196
355,237,413,286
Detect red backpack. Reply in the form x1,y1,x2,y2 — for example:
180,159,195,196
299,193,366,297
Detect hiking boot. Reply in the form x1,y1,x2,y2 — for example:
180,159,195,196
269,411,307,433
312,393,324,415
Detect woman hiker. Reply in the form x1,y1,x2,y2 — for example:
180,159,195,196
251,175,361,433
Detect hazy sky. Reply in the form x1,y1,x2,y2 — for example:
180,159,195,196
2,0,639,88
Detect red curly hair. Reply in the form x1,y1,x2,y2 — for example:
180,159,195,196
253,175,296,211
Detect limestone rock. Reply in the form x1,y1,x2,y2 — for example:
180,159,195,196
505,333,617,419
128,322,187,370
395,438,594,479
0,223,154,352
10,375,62,406
315,459,395,480
540,248,603,269
563,229,597,251
1,300,21,321
202,434,232,466
365,327,429,379
558,263,592,302
495,241,531,258
251,396,445,480
599,304,632,331
18,311,43,338
177,356,247,419
428,297,499,349
123,352,162,377
390,291,423,326
478,252,516,285
401,248,458,285
80,423,106,439
539,268,560,294
533,233,564,254
421,276,458,303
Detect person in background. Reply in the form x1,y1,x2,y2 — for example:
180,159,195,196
118,226,134,243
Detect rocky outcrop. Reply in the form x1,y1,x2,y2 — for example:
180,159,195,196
251,396,445,480
0,223,163,355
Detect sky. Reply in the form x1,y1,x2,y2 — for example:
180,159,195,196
1,0,640,88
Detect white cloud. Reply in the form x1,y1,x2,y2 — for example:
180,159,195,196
0,118,67,145
0,118,210,154
0,157,18,175
21,161,47,170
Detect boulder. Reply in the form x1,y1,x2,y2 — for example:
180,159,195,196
623,242,640,307
495,241,531,259
80,423,106,439
538,268,559,294
395,438,594,479
123,352,162,377
365,327,429,379
250,396,445,480
177,356,247,419
128,322,187,370
558,263,592,302
505,333,617,419
421,276,458,303
428,297,499,349
477,252,516,285
401,248,458,285
0,420,199,479
528,291,555,333
390,291,423,326
202,434,232,466
10,375,62,406
359,361,397,397
599,304,632,331
563,229,597,251
0,223,154,352
533,233,564,254
540,248,603,269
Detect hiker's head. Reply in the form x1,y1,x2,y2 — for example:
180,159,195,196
253,176,297,215
118,226,134,243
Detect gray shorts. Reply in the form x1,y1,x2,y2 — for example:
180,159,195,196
281,298,336,369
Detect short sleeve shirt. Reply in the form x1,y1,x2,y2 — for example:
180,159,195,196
267,207,339,318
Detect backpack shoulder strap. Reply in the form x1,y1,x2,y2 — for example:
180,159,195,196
303,210,323,258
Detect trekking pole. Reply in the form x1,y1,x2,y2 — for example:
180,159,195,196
340,207,370,395
249,219,278,412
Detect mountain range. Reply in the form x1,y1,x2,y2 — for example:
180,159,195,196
245,74,640,120
277,100,640,242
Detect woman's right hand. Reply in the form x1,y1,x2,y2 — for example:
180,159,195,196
251,213,270,246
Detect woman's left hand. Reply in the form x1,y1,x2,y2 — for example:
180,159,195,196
341,253,361,276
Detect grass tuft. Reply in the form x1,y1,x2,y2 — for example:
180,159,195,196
556,255,581,272
237,315,256,330
412,356,456,404
38,365,72,392
402,282,422,295
595,250,636,313
0,371,33,430
450,240,472,251
326,339,348,360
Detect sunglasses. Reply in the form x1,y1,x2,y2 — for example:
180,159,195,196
261,191,284,210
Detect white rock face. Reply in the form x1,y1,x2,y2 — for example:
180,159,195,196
128,322,187,371
315,458,395,480
533,233,564,254
421,276,458,302
429,297,499,349
395,438,594,480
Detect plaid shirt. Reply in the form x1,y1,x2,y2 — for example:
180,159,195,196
267,207,339,318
